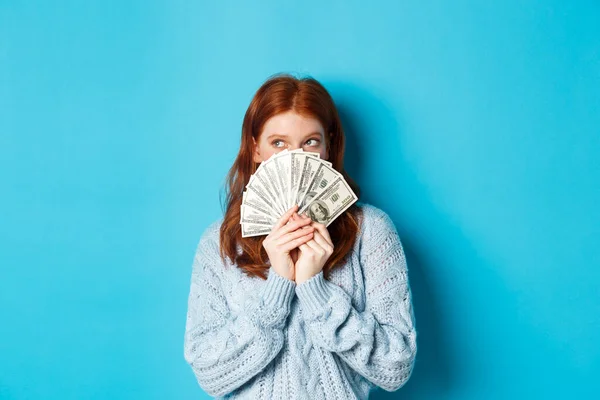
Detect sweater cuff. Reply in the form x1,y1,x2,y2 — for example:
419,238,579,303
295,271,332,313
261,266,296,308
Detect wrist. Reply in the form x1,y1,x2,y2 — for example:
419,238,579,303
295,271,317,285
271,262,295,281
274,268,294,281
295,271,331,312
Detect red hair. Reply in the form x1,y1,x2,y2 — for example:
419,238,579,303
219,73,362,280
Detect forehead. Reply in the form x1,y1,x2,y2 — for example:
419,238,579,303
261,111,324,136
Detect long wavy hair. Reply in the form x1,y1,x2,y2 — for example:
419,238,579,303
219,73,362,280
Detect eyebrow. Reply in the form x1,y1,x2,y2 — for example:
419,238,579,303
265,132,323,141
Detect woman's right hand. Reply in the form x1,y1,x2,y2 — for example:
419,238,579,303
262,204,314,281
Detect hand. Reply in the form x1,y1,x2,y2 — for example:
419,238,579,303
292,215,334,285
262,205,315,281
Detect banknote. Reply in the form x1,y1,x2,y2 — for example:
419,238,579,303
241,222,274,238
298,175,358,227
248,166,284,215
297,161,342,211
240,203,276,226
273,150,292,211
257,152,289,214
293,156,324,209
290,151,329,211
240,149,356,236
242,186,279,217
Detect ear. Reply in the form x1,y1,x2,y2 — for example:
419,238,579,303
252,136,262,163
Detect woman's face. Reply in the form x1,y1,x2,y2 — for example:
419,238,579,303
253,110,329,163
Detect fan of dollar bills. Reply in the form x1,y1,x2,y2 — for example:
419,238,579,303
240,148,358,237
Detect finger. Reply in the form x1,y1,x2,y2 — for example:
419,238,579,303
311,229,332,253
279,231,314,252
292,211,309,221
298,242,312,253
273,216,314,239
272,204,299,231
310,222,333,247
304,237,324,254
297,210,310,220
281,214,310,230
276,225,315,246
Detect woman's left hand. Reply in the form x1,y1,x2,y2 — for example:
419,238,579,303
291,214,334,284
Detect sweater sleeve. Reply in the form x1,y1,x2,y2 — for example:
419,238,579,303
183,227,296,397
295,209,417,392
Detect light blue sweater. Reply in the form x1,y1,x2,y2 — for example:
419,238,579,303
183,202,417,399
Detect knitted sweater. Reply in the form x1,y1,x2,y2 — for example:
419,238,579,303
183,202,417,399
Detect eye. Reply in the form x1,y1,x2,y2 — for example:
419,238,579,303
305,138,320,147
272,139,284,148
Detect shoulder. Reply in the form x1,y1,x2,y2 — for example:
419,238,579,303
198,217,223,246
198,217,224,245
193,217,225,267
354,202,402,255
356,202,398,239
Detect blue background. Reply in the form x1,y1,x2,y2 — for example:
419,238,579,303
1,1,599,399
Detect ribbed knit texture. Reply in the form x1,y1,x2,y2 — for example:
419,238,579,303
183,202,417,399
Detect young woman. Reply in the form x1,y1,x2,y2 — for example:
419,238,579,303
183,73,417,399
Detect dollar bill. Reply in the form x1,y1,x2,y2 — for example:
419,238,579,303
248,166,284,215
294,156,323,208
259,152,289,215
290,151,324,208
243,185,280,216
273,150,292,212
290,152,306,208
240,148,351,236
303,151,332,168
241,222,274,238
298,175,358,227
297,162,342,211
240,203,277,225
